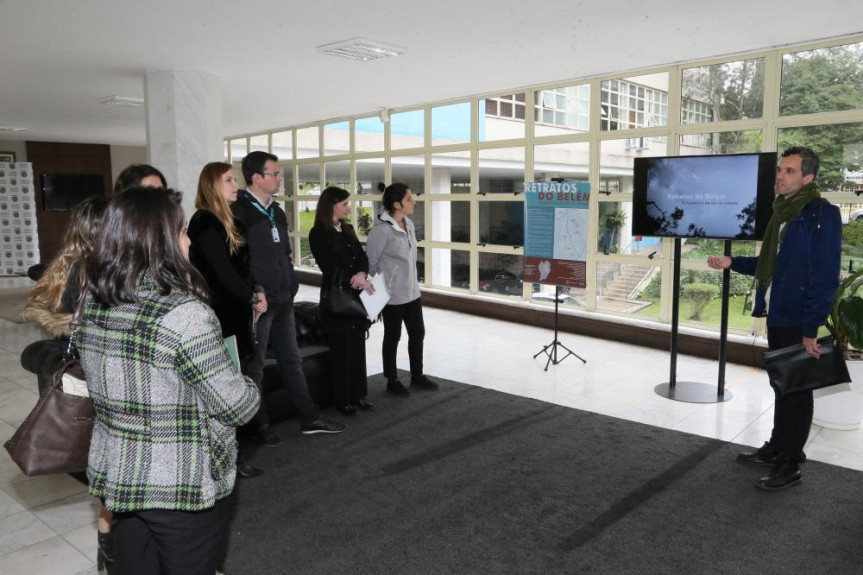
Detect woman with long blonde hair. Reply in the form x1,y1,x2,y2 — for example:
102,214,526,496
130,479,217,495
24,196,109,338
188,162,267,478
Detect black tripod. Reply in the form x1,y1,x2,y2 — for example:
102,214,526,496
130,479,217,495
533,286,587,371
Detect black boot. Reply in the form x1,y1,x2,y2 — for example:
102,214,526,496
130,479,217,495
97,530,113,572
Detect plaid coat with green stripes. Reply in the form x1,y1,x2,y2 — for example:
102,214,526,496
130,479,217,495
77,282,260,512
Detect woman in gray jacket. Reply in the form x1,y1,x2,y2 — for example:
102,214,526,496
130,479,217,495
366,183,438,396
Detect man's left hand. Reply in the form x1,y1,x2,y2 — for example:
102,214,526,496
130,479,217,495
803,336,821,358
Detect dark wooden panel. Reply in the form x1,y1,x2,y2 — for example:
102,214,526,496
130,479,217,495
25,141,112,261
296,268,766,368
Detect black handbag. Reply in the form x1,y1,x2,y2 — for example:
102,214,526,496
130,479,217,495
322,269,367,318
763,335,851,399
4,308,94,476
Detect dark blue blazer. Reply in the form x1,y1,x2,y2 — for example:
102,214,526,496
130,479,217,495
731,198,841,339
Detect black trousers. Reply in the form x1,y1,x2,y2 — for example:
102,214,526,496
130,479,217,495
381,297,425,380
767,327,814,463
245,301,319,426
111,496,231,575
323,318,368,406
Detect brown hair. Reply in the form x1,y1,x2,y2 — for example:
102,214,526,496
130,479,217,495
195,162,245,254
87,187,208,306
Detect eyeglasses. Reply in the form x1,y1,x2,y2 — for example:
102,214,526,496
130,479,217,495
261,171,282,179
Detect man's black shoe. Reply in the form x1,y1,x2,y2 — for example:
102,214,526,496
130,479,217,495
236,461,264,479
255,425,283,447
352,399,375,411
410,374,439,391
386,379,411,397
737,442,781,466
301,416,346,435
756,458,802,491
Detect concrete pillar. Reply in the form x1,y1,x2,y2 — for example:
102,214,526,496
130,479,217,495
144,70,223,218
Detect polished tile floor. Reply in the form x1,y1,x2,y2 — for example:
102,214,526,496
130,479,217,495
2,281,863,573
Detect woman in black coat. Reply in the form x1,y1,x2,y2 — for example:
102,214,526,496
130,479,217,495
188,161,267,478
309,186,375,416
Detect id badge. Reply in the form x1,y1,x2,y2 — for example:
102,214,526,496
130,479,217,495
271,225,280,243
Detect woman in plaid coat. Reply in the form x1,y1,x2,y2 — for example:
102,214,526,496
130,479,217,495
77,187,260,575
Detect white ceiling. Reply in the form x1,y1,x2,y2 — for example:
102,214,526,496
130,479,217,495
1,0,861,147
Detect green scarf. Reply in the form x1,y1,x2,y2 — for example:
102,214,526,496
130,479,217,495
755,182,820,290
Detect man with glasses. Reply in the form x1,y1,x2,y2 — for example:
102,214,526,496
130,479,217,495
233,151,345,445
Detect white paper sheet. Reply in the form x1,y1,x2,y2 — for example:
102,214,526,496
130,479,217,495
360,273,392,319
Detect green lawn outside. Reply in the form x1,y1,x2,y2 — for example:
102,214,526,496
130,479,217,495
635,295,755,331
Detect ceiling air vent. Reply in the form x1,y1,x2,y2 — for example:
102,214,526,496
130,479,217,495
98,96,144,108
317,38,406,62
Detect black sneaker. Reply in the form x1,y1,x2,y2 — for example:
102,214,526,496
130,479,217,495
301,416,346,435
756,457,802,491
255,425,283,447
737,441,781,466
410,374,439,391
386,379,411,397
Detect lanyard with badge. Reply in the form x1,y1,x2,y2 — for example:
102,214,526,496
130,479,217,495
249,198,280,243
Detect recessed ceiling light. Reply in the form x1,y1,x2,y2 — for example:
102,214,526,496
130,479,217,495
0,124,27,132
317,38,406,62
98,95,144,107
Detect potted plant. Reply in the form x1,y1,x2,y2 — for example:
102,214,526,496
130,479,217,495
602,207,627,252
816,269,863,429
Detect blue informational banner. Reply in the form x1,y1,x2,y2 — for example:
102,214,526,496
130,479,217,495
523,181,590,288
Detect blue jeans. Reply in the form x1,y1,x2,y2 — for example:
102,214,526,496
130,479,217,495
245,301,319,426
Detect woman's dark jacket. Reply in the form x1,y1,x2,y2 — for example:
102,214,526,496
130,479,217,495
187,209,256,357
308,223,369,326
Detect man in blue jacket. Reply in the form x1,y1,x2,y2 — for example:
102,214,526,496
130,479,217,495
233,151,345,444
708,146,841,491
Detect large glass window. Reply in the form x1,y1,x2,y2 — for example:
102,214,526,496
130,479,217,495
479,253,523,297
323,122,350,156
297,163,320,233
596,263,662,318
480,93,526,141
324,160,350,191
430,200,470,243
479,202,524,246
534,84,590,136
431,152,471,194
778,122,863,192
296,127,319,159
272,131,293,160
478,147,525,195
229,138,247,163
601,73,669,131
780,41,863,116
598,137,668,199
391,109,425,150
249,134,269,153
679,130,762,155
430,248,470,290
355,116,385,152
391,155,425,195
534,142,589,181
681,58,765,125
356,158,385,196
432,102,471,145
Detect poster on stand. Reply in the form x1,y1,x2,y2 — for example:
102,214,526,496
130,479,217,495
523,181,590,288
0,162,40,276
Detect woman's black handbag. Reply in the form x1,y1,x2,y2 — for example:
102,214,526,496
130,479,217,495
322,269,367,318
763,336,851,398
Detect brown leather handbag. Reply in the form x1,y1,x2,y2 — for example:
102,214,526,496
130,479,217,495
4,306,94,476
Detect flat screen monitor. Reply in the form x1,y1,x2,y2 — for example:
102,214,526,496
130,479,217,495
631,152,777,241
41,173,107,211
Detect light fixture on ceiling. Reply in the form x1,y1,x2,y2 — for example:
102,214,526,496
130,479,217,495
0,124,27,132
317,38,406,62
98,95,145,108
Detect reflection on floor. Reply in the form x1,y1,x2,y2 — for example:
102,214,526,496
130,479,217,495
2,280,862,573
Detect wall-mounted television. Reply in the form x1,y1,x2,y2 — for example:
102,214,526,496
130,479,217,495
632,152,777,241
41,173,107,212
